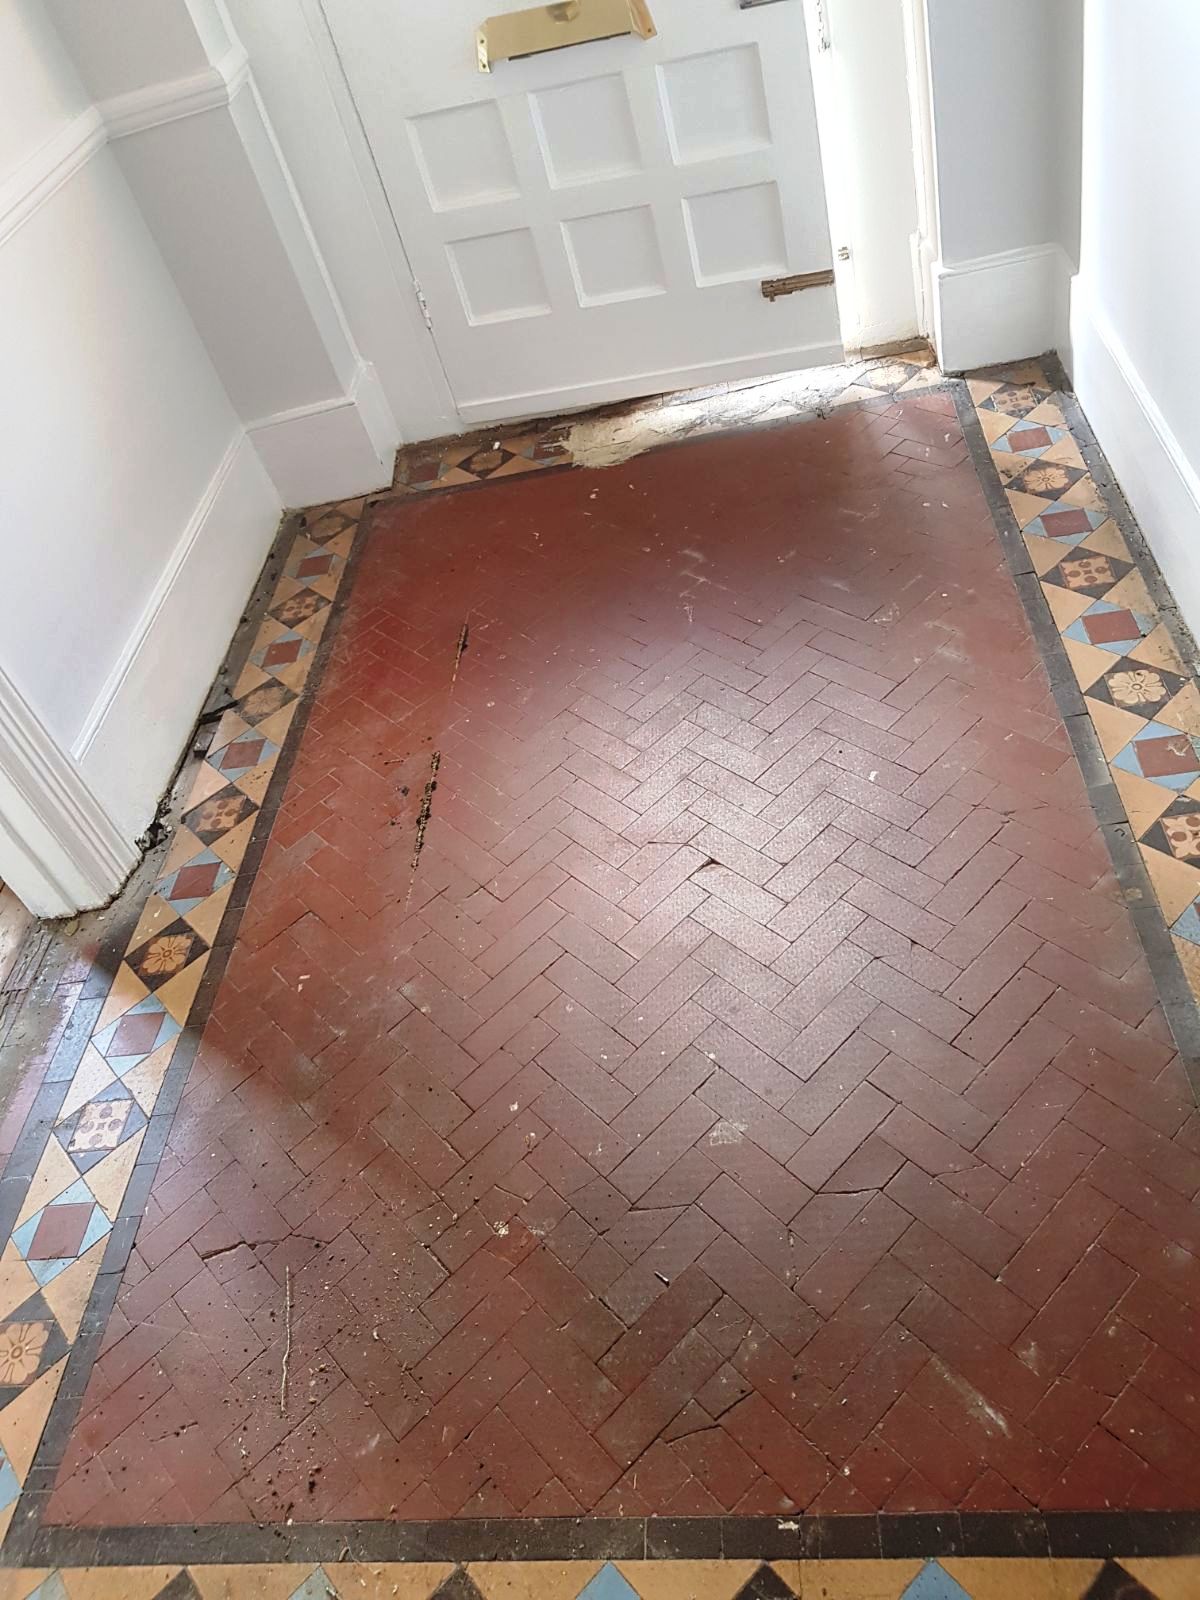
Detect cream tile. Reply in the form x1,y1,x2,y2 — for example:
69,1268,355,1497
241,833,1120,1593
1007,488,1056,529
1159,681,1200,736
0,1250,37,1321
335,1567,456,1600
832,384,883,407
1062,635,1115,691
63,1572,185,1600
941,1558,1102,1599
185,758,229,810
967,377,1001,404
1083,696,1146,760
616,1561,758,1600
231,659,273,700
211,708,251,751
1024,398,1068,428
272,655,314,693
992,452,1029,485
0,1353,66,1477
1077,518,1132,562
0,1571,52,1600
1173,934,1200,999
15,1139,80,1227
54,1047,115,1124
126,892,180,952
471,1562,602,1600
84,1128,143,1220
213,812,257,871
1025,533,1073,577
123,1036,177,1115
1111,767,1174,835
41,1237,104,1339
1041,582,1093,632
95,963,150,1031
1104,567,1158,618
326,526,357,558
1141,842,1200,924
1127,623,1188,676
1110,1562,1200,1600
1059,474,1109,514
1040,433,1087,471
254,699,299,748
156,951,208,1025
977,408,1015,444
190,1565,319,1600
185,880,233,945
160,824,206,879
799,1558,922,1597
233,763,276,805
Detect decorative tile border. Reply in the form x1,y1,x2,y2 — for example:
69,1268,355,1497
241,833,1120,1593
0,494,369,1555
0,344,1197,1588
0,1556,1196,1600
964,360,1200,1053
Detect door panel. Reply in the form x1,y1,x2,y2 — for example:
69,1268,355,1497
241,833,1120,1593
322,0,840,420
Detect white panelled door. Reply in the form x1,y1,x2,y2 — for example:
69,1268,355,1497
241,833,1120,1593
322,0,840,422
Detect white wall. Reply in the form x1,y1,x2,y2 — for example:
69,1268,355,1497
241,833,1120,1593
0,0,280,913
1071,0,1200,639
923,0,1083,370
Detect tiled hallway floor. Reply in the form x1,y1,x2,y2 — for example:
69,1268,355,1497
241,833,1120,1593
1,358,1199,1587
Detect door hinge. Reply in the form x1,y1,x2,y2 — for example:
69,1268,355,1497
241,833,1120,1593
413,278,434,333
760,269,836,301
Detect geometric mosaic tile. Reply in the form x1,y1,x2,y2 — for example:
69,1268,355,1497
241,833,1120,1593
1140,796,1200,865
9,1186,111,1287
730,1567,798,1600
207,732,281,780
124,920,209,993
1007,458,1088,501
1063,599,1158,657
991,419,1069,457
287,549,342,586
270,587,329,630
236,680,298,729
182,784,259,846
90,995,181,1075
1112,722,1200,790
155,849,235,916
1087,662,1189,718
1024,504,1109,543
250,629,316,680
978,381,1053,418
52,1082,147,1175
0,1291,68,1406
1044,549,1132,598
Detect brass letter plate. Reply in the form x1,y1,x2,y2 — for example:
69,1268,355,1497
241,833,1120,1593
478,0,655,72
760,269,836,301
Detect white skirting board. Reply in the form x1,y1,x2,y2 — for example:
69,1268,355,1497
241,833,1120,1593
247,359,395,507
1071,284,1200,651
73,432,282,845
931,243,1073,374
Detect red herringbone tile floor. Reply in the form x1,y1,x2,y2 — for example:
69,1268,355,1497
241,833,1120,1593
46,395,1200,1527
